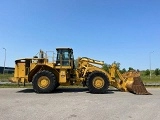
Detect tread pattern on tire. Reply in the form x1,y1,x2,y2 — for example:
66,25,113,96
86,71,109,94
32,70,57,93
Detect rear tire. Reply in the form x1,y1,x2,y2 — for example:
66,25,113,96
86,71,109,94
32,70,57,93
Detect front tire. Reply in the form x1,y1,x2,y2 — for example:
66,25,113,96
32,70,57,93
87,71,109,94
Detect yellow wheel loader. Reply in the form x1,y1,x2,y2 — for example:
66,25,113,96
10,48,151,95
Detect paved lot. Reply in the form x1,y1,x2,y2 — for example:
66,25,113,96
0,88,160,120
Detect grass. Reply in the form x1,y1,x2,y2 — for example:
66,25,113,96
140,70,160,83
0,83,32,88
0,73,13,82
1,73,160,88
141,75,160,83
0,73,32,88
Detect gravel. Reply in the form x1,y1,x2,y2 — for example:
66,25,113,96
0,88,160,120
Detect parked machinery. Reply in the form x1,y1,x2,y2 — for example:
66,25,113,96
10,48,151,95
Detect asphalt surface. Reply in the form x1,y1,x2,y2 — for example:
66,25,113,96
0,88,160,120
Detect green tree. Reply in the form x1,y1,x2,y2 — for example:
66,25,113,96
128,67,134,71
102,61,120,72
113,61,120,69
120,68,127,74
102,63,111,72
154,68,160,76
145,69,150,76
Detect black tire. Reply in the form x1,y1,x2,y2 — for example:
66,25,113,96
86,71,109,94
32,70,57,93
55,82,60,89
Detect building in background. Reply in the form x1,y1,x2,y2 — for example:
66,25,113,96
0,67,14,74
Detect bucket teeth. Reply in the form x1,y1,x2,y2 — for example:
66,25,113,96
132,84,152,95
128,77,152,95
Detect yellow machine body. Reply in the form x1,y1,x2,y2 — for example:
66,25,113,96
10,48,151,95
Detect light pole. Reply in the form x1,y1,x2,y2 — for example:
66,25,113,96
3,48,6,74
149,51,154,79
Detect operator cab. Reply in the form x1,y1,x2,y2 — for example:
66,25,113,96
56,48,75,68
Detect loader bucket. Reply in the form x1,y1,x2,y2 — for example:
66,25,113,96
125,77,152,95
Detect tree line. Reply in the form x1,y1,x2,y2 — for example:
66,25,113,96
102,61,136,73
75,59,160,76
102,61,160,76
144,68,160,76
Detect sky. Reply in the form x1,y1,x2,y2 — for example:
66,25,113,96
0,0,160,70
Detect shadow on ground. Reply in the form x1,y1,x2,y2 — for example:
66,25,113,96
17,87,117,94
17,88,117,94
17,88,88,94
17,88,35,93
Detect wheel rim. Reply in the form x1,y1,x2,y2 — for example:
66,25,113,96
93,77,105,89
38,76,50,89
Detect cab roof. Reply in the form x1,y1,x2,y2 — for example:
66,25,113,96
56,48,73,50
